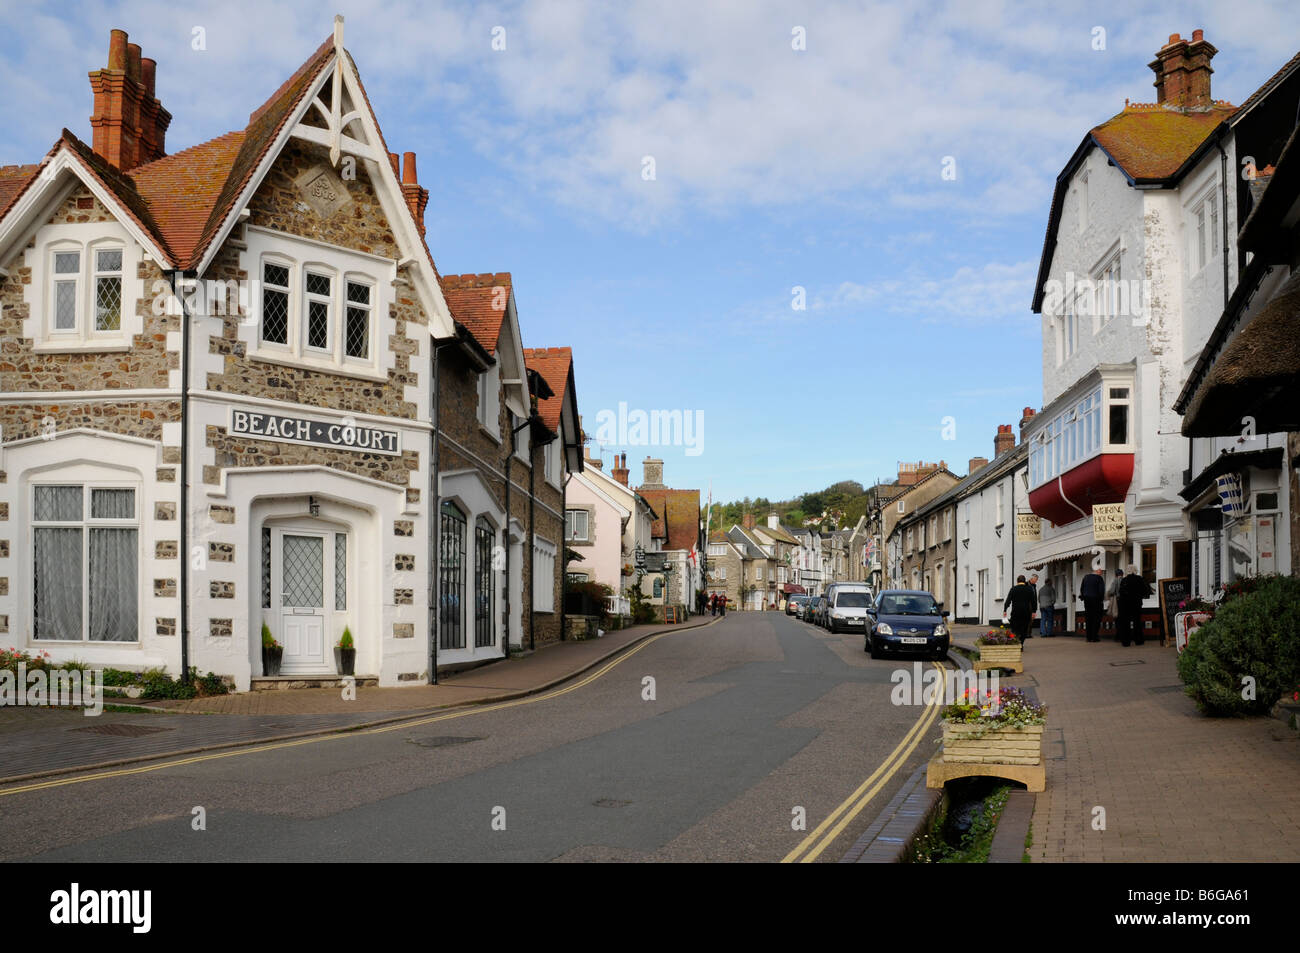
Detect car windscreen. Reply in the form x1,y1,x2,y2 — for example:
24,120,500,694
835,592,873,608
878,594,940,616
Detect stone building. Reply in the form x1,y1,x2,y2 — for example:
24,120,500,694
0,21,580,688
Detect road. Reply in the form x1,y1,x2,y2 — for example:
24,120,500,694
0,612,945,862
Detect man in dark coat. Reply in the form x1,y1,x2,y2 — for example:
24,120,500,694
1117,565,1152,646
1004,575,1037,643
1079,567,1106,642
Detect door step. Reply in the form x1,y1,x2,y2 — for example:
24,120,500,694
251,675,379,691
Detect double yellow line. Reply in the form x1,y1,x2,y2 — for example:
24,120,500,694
1,629,680,798
782,660,945,863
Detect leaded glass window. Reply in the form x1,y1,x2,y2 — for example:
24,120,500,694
474,518,494,649
439,501,466,650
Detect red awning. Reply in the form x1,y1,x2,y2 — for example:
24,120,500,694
1028,453,1134,526
783,584,807,594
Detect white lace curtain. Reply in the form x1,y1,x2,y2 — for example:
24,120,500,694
33,485,138,641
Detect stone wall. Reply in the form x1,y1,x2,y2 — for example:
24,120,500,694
0,189,176,394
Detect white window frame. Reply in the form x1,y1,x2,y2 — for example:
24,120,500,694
43,239,128,345
30,482,141,643
302,266,336,357
565,509,589,543
478,363,502,439
243,229,388,378
533,537,557,612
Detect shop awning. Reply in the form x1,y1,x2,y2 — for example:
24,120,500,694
783,583,806,594
1179,447,1284,503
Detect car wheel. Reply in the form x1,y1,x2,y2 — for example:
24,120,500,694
869,639,882,660
829,620,838,633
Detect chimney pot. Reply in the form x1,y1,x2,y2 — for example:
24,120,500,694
1192,28,1203,42
1169,33,1181,44
108,30,128,70
388,152,400,177
402,151,418,185
126,42,142,83
141,57,156,97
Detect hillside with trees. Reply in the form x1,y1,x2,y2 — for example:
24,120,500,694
704,480,882,534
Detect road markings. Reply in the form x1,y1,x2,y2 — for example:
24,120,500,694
0,629,685,799
781,659,945,863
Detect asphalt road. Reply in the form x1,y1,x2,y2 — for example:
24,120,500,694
0,612,945,862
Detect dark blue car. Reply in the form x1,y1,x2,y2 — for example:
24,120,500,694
865,589,950,661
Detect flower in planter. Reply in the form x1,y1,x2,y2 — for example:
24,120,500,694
261,623,281,651
337,628,354,650
942,686,1046,729
975,628,1018,646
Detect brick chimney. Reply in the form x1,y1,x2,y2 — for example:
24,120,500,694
88,29,171,170
611,452,629,487
1149,30,1217,110
968,456,989,475
583,445,602,469
742,512,755,530
994,424,1015,457
401,152,430,238
1018,406,1037,443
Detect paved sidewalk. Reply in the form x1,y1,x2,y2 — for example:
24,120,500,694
953,624,1300,861
148,618,710,715
0,616,716,783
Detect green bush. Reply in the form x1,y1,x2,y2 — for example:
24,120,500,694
1177,575,1300,716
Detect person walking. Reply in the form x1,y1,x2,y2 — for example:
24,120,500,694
1117,565,1152,646
708,593,717,617
719,594,727,617
1003,574,1038,643
1105,567,1122,640
1037,575,1057,637
1080,567,1106,642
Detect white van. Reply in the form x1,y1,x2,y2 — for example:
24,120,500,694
824,582,875,634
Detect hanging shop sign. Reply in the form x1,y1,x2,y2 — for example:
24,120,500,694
1015,513,1042,542
1092,502,1127,542
229,408,401,456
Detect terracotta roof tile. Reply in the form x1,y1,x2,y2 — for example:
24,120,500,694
638,487,701,552
129,131,246,264
0,163,40,221
442,273,512,354
1090,103,1237,181
522,346,572,433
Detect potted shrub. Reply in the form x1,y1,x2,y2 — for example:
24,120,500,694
974,627,1022,673
335,627,356,676
940,686,1047,765
261,623,283,676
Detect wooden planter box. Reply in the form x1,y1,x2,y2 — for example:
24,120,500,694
974,643,1023,673
941,722,1043,765
928,721,1047,793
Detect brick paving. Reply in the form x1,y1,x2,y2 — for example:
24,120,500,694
0,617,716,782
953,624,1300,862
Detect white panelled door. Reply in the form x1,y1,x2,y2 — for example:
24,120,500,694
278,529,330,674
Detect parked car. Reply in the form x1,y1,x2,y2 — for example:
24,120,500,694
865,589,950,661
826,584,874,633
786,594,810,617
810,595,829,626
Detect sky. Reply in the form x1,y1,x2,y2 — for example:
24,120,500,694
3,0,1299,503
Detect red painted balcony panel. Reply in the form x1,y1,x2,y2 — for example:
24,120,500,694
1028,453,1135,526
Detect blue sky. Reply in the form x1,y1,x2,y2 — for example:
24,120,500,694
3,0,1299,503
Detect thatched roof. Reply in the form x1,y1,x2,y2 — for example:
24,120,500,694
1182,268,1300,436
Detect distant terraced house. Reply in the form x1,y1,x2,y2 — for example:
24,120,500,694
0,19,582,690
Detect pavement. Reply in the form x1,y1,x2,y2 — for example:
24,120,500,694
0,615,718,783
951,623,1300,862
